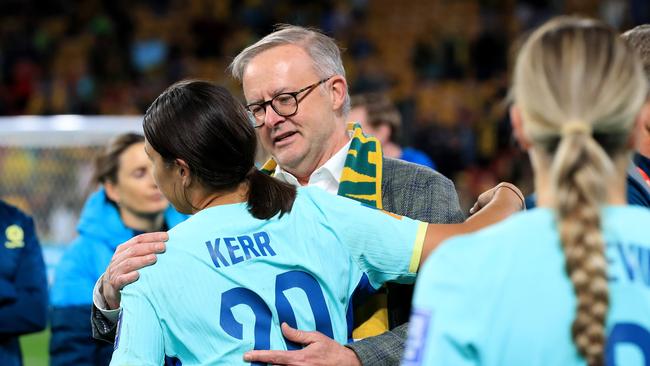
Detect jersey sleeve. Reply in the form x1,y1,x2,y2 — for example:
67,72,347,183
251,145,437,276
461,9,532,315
109,280,164,366
306,188,427,288
403,236,481,366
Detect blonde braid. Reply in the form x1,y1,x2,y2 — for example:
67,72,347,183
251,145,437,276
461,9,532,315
513,16,648,365
551,132,613,366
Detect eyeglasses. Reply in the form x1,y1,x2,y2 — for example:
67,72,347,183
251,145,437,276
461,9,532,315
245,76,333,128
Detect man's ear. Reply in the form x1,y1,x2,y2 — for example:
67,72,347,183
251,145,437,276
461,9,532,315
510,105,532,151
329,75,348,112
104,181,120,204
630,99,650,149
175,159,192,187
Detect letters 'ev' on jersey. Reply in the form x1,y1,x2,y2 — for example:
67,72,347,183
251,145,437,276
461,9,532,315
404,206,650,366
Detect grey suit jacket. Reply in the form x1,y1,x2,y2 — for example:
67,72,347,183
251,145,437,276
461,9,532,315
345,157,464,365
92,157,465,365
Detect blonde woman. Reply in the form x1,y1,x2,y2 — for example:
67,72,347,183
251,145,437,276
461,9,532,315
403,17,650,366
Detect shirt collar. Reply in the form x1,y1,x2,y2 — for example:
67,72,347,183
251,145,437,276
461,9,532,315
273,140,351,188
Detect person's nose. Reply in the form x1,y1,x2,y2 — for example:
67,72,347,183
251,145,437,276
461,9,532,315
263,105,285,128
147,170,158,188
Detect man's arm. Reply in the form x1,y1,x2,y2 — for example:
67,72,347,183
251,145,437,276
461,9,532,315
345,323,409,366
241,323,407,366
243,323,362,366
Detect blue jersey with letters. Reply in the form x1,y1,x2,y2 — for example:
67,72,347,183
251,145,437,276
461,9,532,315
110,186,426,366
403,206,650,366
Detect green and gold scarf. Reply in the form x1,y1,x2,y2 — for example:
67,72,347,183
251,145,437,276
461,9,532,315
260,122,383,208
260,122,387,338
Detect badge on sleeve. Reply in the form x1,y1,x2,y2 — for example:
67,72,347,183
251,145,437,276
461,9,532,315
402,308,432,366
5,225,25,249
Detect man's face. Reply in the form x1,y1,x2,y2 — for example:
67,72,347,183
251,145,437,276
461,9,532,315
636,101,650,158
349,105,390,145
242,44,339,174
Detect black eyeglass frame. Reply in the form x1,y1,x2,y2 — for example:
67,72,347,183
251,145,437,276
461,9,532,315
245,76,333,128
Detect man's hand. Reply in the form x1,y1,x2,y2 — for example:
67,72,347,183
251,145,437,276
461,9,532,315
100,232,168,309
243,323,361,366
469,182,525,215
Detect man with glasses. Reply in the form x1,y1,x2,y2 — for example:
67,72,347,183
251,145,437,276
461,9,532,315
246,77,333,126
90,25,497,365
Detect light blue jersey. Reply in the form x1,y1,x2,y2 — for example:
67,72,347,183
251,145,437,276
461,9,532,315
110,186,426,366
403,206,650,366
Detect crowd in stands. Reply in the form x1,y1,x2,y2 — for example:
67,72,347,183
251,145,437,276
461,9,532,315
0,0,648,218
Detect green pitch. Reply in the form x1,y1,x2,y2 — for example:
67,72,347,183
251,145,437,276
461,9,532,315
20,328,49,366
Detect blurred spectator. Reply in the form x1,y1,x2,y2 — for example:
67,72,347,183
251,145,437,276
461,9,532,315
0,200,48,366
48,133,185,366
350,92,436,169
1,0,648,237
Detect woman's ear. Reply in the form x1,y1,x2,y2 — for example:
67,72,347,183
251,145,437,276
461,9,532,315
175,159,192,187
104,181,120,204
630,99,650,151
510,105,532,151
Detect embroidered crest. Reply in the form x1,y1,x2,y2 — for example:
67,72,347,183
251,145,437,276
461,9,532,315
5,224,25,249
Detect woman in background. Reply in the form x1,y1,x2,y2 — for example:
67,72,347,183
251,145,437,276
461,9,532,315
49,133,186,366
0,200,47,366
403,17,650,366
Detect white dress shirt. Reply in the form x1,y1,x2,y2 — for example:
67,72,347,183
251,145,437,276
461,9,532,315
273,140,351,193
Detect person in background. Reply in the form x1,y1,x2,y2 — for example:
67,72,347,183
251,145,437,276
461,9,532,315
109,79,523,366
0,200,48,366
622,24,650,207
403,16,650,366
49,133,186,366
349,92,435,170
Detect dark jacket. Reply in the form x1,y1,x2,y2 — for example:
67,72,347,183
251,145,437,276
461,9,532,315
49,188,186,366
0,201,48,366
628,152,650,207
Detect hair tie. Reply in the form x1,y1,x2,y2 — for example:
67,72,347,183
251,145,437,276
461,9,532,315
245,166,258,178
561,121,592,136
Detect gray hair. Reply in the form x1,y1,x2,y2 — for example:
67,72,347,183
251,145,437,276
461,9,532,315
229,24,350,115
622,24,650,81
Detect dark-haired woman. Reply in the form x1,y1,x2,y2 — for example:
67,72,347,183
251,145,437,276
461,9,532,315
109,80,522,366
50,133,186,366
